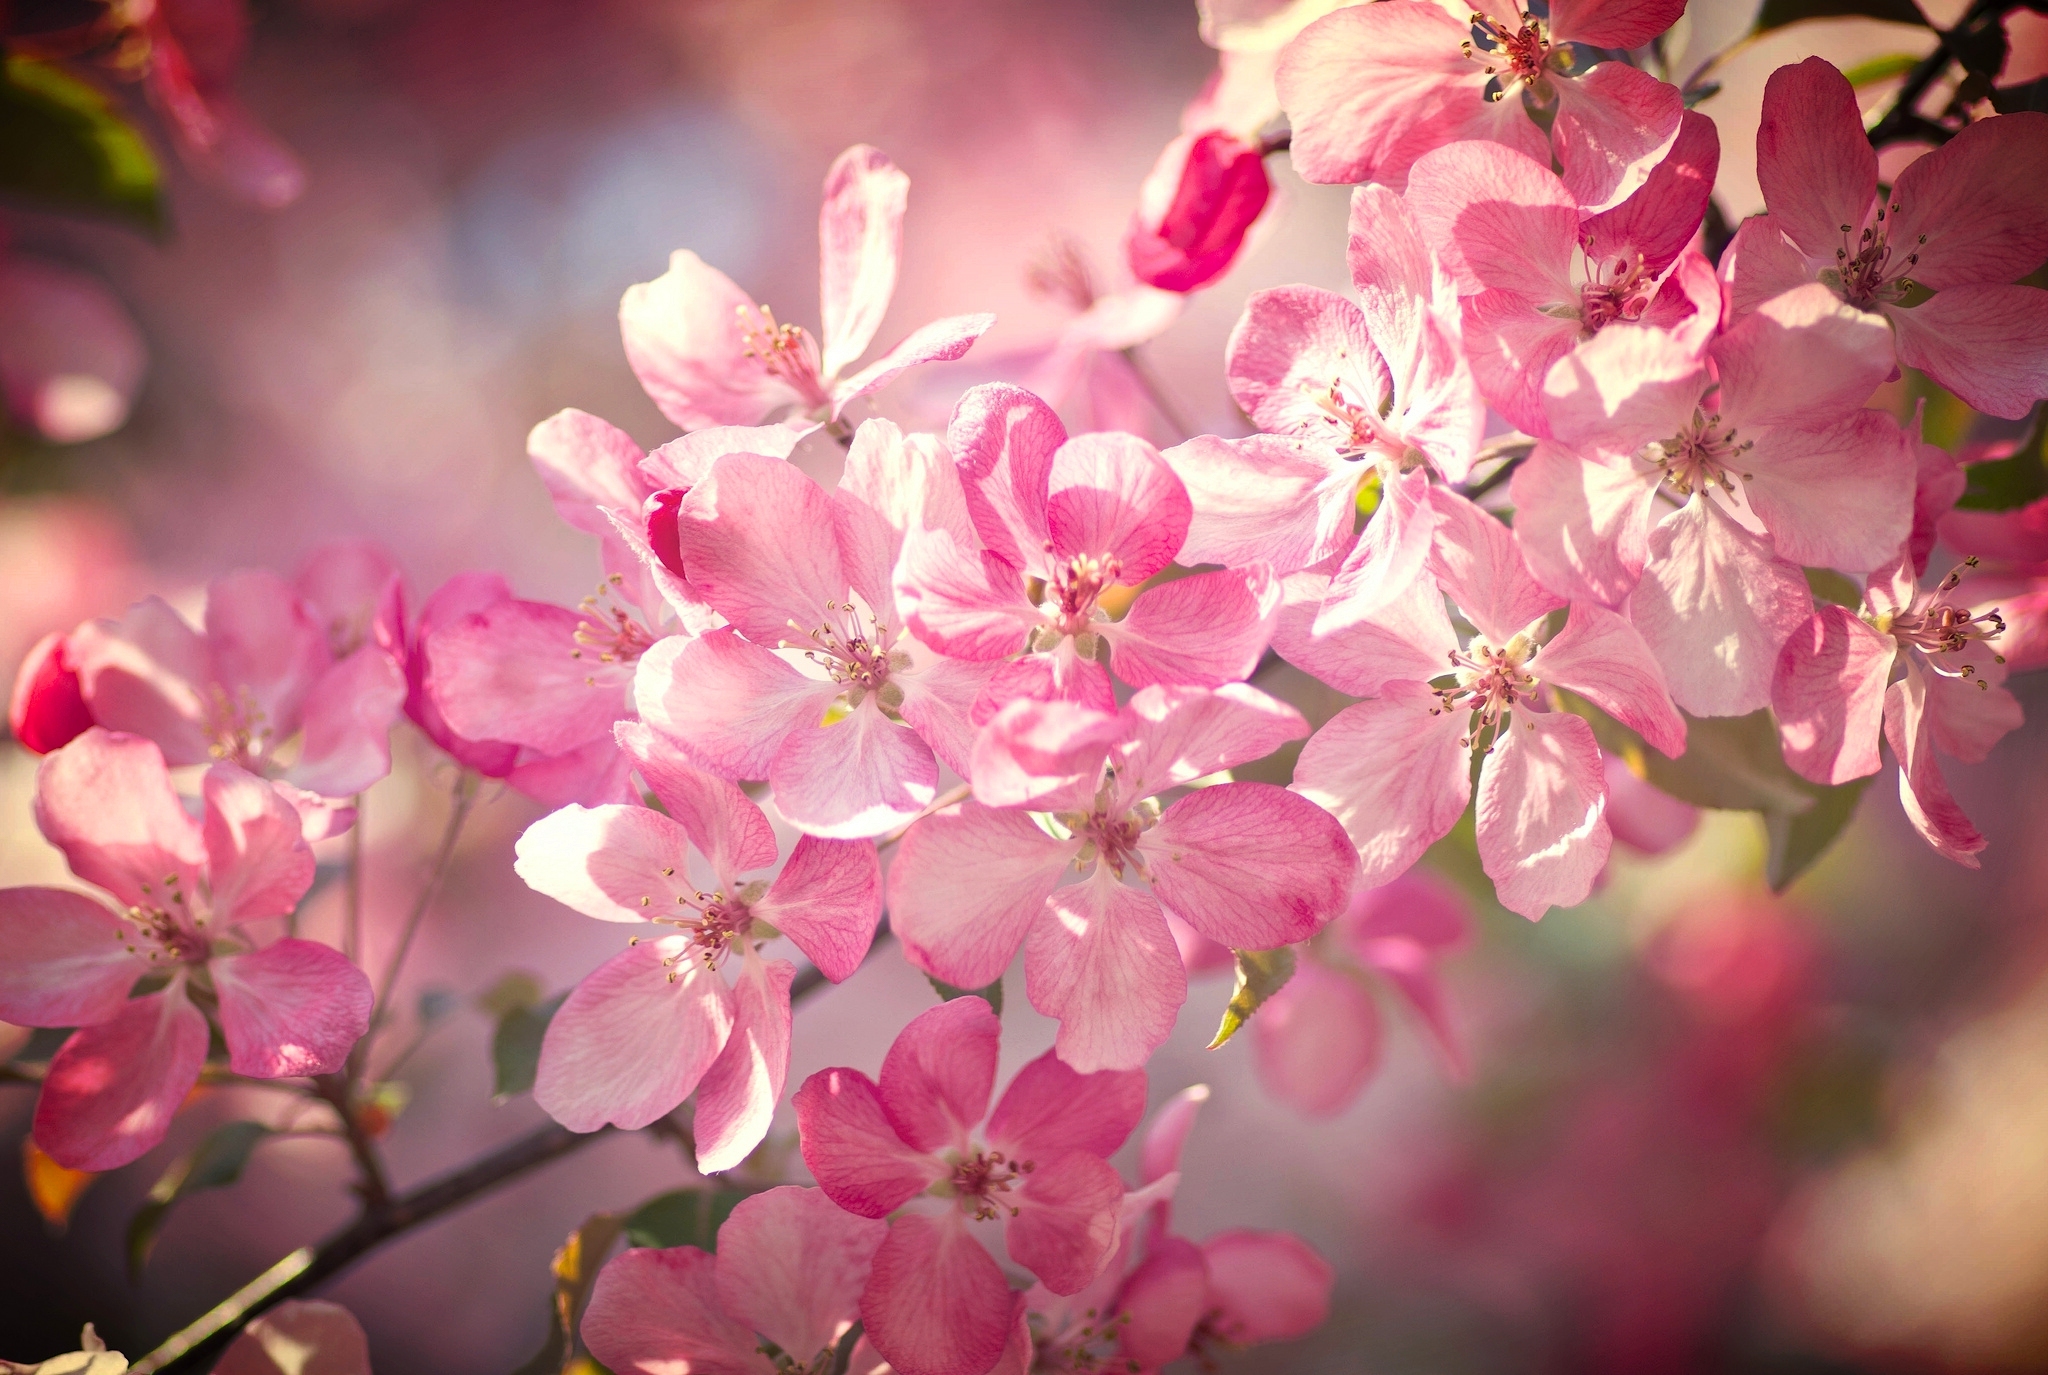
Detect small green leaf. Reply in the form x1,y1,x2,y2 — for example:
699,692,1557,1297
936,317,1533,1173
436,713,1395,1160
1955,408,2048,513
1841,53,1923,86
1804,567,1865,610
1754,0,1927,34
1208,947,1296,1050
477,969,545,1018
926,975,1003,1017
126,1121,272,1278
512,1211,627,1375
622,1187,749,1251
1766,776,1869,892
0,57,164,232
492,990,567,1101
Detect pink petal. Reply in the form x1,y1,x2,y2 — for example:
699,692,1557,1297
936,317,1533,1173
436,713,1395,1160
1922,661,2022,763
1160,433,1353,574
948,383,1065,570
1293,685,1473,888
1542,320,1706,459
1744,411,1914,572
1582,109,1720,277
635,631,836,782
614,721,780,885
287,644,407,799
1045,433,1191,584
0,887,140,1027
889,800,1080,989
1272,557,1459,695
641,421,806,490
1252,957,1382,1116
839,417,977,550
620,250,798,430
691,951,795,1173
1476,709,1609,919
202,762,316,924
676,453,849,643
1226,285,1389,445
1457,288,1582,436
1909,435,1966,578
202,569,327,737
1200,1230,1334,1344
970,697,1127,811
1349,918,1466,1078
505,737,639,810
1139,1083,1209,1202
1627,498,1814,718
985,1049,1147,1162
895,530,1037,662
1144,782,1358,949
1887,111,2048,291
1547,0,1686,49
527,408,651,540
1425,487,1562,644
1756,57,1878,261
1889,284,2048,421
1602,753,1700,857
1773,605,1893,785
9,630,94,755
582,1246,772,1375
34,728,205,911
211,938,372,1078
1711,283,1894,431
1551,61,1683,213
832,314,997,419
770,697,938,840
1723,213,1817,318
34,985,208,1171
513,803,696,924
535,939,735,1132
861,1214,1016,1375
403,573,519,777
1404,138,1577,300
1026,875,1186,1073
1120,682,1313,796
1312,466,1440,637
1116,1235,1210,1369
818,145,910,379
1103,566,1278,690
1005,1150,1126,1295
1508,441,1661,607
1536,603,1686,758
215,1301,371,1375
67,598,213,766
426,599,630,756
0,255,146,444
894,653,1000,779
795,1067,946,1218
755,835,882,983
876,995,1002,1155
1127,130,1273,293
716,1186,885,1365
1884,668,1985,866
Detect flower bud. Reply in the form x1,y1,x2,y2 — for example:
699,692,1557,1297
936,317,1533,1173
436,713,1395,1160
1126,129,1272,294
8,630,93,755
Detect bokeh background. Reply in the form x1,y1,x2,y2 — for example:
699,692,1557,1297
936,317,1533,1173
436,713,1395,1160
6,0,2048,1371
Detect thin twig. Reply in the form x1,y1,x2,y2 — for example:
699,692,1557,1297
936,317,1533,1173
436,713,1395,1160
366,771,480,1044
1864,0,2012,148
1120,346,1196,443
309,1074,392,1212
342,794,365,965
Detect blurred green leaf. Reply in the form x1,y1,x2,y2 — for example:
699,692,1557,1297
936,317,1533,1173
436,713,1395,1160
622,1187,748,1251
513,1211,627,1375
1208,947,1296,1049
927,975,1003,1017
1841,52,1923,85
126,1121,272,1278
1765,777,1869,891
491,990,566,1101
1956,407,2048,513
1755,0,1927,32
0,56,163,232
1805,567,1865,610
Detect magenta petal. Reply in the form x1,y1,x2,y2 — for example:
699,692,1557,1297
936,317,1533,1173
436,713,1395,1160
1475,710,1610,920
35,728,205,911
878,996,1001,1156
770,697,938,840
287,643,406,799
861,1213,1015,1375
795,1067,946,1218
1548,0,1685,50
985,1050,1146,1163
1144,782,1357,950
1425,487,1562,643
1160,433,1353,574
10,630,94,755
949,383,1065,570
582,1246,772,1375
34,985,207,1171
756,835,882,983
1004,1150,1125,1295
833,314,996,419
1756,57,1878,261
1292,685,1473,889
1773,605,1895,786
1924,666,2022,765
534,940,735,1132
426,598,629,755
1104,566,1278,690
621,249,797,431
1551,61,1683,213
202,763,316,924
1889,284,2048,422
0,887,139,1027
211,938,372,1078
1535,603,1686,759
1583,109,1720,277
1117,1234,1210,1368
716,1187,885,1366
1200,1230,1335,1344
818,145,909,379
1251,957,1382,1117
1026,875,1186,1074
888,801,1079,990
1887,111,2048,291
691,952,795,1174
614,721,779,883
636,631,836,783
1045,433,1191,584
1884,669,1987,867
527,408,651,540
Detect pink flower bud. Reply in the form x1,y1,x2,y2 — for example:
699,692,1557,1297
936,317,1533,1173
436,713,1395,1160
1126,130,1271,294
8,631,92,755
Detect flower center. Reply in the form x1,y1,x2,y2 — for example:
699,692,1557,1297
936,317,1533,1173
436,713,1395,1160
571,575,656,679
1647,408,1751,499
785,599,908,711
1820,199,1925,309
737,302,834,409
634,870,760,976
1578,248,1657,333
1436,634,1539,742
1879,558,2008,680
202,682,274,770
1033,551,1122,641
1461,9,1556,96
1027,233,1099,314
123,874,210,964
1029,1307,1134,1374
1058,775,1161,878
1301,372,1394,459
947,1149,1033,1222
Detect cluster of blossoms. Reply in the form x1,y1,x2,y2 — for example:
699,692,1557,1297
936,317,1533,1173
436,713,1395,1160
7,2,2048,1371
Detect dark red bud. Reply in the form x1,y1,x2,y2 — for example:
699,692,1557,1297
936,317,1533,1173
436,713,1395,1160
644,487,688,580
1126,130,1272,294
9,630,93,754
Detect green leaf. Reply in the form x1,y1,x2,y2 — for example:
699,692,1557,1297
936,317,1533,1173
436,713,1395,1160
1765,776,1869,892
926,975,1003,1017
1805,567,1865,610
492,990,567,1100
512,1211,627,1375
126,1121,272,1278
622,1187,748,1251
1956,408,2048,513
1208,947,1296,1050
1754,0,1927,33
0,57,164,232
1841,53,1923,85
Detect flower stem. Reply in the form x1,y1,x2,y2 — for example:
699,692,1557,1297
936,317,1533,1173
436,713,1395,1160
364,770,480,1053
1120,345,1196,443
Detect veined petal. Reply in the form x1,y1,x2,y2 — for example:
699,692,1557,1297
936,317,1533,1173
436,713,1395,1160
1272,556,1458,696
582,1246,773,1375
1888,284,2048,422
1551,61,1683,213
34,728,205,912
819,145,910,379
1548,0,1686,52
286,643,406,799
755,835,882,983
676,453,849,644
770,697,938,839
1045,433,1191,584
1159,433,1353,574
860,1214,1016,1375
1773,605,1894,785
1403,139,1577,302
1582,109,1720,277
1755,58,1877,262
1200,1230,1335,1344
620,249,799,431
794,1066,946,1218
202,763,315,924
832,314,996,419
1542,321,1706,459
1887,110,2048,292
210,938,372,1078
1710,283,1893,431
34,985,208,1171
888,801,1079,990
0,887,139,1028
1723,213,1817,318
1311,466,1439,637
1292,685,1473,889
716,1187,885,1367
1475,709,1609,919
691,951,795,1174
1425,487,1562,645
1103,565,1278,690
614,721,779,885
878,995,1001,1156
527,408,651,539
1005,1150,1125,1295
1144,782,1358,949
633,631,836,781
1276,3,1486,187
895,529,1037,662
1026,875,1186,1074
514,804,696,924
948,383,1065,570
985,1049,1146,1163
1741,411,1913,571
1119,683,1310,797
1225,285,1390,445
67,597,213,766
425,598,630,756
1535,603,1686,759
1508,441,1661,608
1884,667,1985,867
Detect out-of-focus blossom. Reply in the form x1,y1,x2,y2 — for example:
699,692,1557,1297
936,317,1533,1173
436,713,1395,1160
0,253,147,444
0,729,369,1170
1277,0,1688,210
795,997,1146,1375
10,632,94,756
214,1301,371,1375
1127,128,1272,294
1602,753,1700,856
1,1324,126,1375
582,1187,881,1375
890,684,1355,1070
1008,238,1185,440
620,144,993,431
513,724,880,1171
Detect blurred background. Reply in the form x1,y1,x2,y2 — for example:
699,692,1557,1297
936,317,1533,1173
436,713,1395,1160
5,0,2048,1371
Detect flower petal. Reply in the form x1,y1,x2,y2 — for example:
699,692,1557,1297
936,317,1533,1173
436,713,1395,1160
795,1067,946,1218
34,728,205,912
1535,603,1686,758
1005,1150,1125,1295
211,938,372,1078
770,697,938,840
426,598,630,756
582,1245,772,1375
1144,782,1358,949
832,315,996,419
34,986,207,1171
819,145,910,379
1755,57,1877,261
1551,61,1683,213
1888,284,2048,422
861,1213,1016,1375
614,721,779,885
1200,1230,1334,1344
889,801,1079,990
202,763,316,924
1251,958,1382,1117
1293,685,1473,889
755,835,882,983
1159,433,1353,574
514,804,695,924
621,249,798,431
717,1186,885,1366
635,631,836,782
1045,433,1191,584
1475,709,1609,919
0,887,139,1028
1026,875,1186,1073
1773,604,1894,785
1887,110,2048,292
1883,668,1985,867
1103,566,1278,690
1425,487,1563,644
1508,442,1661,607
691,951,795,1174
948,383,1065,570
527,408,651,540
985,1049,1147,1162
878,995,1002,1156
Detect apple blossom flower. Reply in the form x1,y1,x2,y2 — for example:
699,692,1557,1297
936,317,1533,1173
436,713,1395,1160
1,1324,126,1375
513,723,881,1171
0,729,369,1170
1288,489,1686,919
582,1186,883,1375
1773,552,2020,867
620,144,994,431
1001,237,1187,441
0,252,147,445
632,418,994,838
1276,0,1688,211
1522,283,1910,716
894,384,1278,718
1939,487,2048,677
1727,57,2048,419
888,683,1357,1071
1401,113,1723,437
794,997,1147,1375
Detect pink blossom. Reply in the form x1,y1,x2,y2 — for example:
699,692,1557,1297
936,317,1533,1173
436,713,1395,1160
793,997,1147,1375
1939,488,2048,676
0,729,368,1170
0,253,147,444
895,385,1278,719
1602,753,1700,856
1127,129,1273,294
1523,283,1909,716
125,0,307,208
1276,0,1688,210
1251,868,1471,1116
1773,553,2020,866
1727,57,2048,418
215,1301,370,1375
513,724,881,1170
10,631,93,755
620,144,994,431
582,1186,883,1375
888,684,1357,1071
1402,114,1722,436
1288,489,1685,919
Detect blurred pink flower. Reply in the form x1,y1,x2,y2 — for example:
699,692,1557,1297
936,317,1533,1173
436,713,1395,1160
0,253,147,444
215,1300,371,1375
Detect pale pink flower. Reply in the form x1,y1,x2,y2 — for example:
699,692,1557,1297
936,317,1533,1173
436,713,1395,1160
620,145,994,431
1276,0,1688,210
1727,57,2048,419
1523,284,1909,716
633,418,994,838
1402,114,1722,436
895,385,1278,719
582,1186,883,1375
1288,489,1685,919
0,729,368,1170
0,253,146,445
513,724,881,1171
215,1301,370,1375
888,684,1357,1071
794,997,1147,1375
1773,553,2020,867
